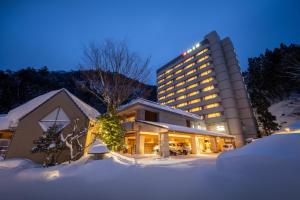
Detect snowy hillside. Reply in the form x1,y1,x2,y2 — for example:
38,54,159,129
269,95,300,130
0,134,300,200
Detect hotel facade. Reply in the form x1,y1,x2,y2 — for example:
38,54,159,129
157,31,257,146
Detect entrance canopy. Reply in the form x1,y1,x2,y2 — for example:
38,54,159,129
136,120,235,138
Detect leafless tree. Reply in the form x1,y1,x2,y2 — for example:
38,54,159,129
80,40,150,113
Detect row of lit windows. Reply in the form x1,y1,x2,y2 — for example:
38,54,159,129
160,93,218,105
158,63,212,88
206,112,222,118
195,48,208,57
188,103,220,112
176,101,220,109
157,49,209,81
159,75,214,95
197,55,209,64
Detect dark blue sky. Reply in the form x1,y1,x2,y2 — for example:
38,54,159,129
1,0,300,84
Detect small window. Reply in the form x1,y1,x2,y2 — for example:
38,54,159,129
186,120,191,127
39,107,70,133
145,110,158,122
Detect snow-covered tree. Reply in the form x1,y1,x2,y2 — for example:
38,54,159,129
94,113,125,151
60,119,87,161
32,125,65,167
32,119,87,167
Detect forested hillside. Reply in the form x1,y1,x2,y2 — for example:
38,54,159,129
243,44,300,135
0,67,157,114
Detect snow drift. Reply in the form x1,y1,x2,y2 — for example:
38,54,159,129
217,133,300,174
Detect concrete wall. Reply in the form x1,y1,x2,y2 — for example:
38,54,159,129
5,91,90,164
221,38,258,139
204,31,245,146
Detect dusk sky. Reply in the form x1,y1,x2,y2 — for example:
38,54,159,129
1,0,300,84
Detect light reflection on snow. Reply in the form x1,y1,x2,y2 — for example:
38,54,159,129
44,170,60,180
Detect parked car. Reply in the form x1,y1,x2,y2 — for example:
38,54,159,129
176,143,191,155
222,144,235,151
154,142,191,155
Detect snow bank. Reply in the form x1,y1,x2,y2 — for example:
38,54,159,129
88,140,109,154
216,133,300,174
0,158,38,170
269,97,300,130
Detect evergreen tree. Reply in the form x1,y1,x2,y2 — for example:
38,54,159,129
32,125,66,167
243,43,300,135
95,113,125,151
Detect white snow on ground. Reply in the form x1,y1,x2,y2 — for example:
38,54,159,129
1,134,300,200
269,95,300,130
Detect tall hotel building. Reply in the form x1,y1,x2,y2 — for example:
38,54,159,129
156,31,257,146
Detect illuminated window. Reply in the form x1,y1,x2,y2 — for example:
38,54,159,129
166,99,175,104
161,102,166,105
197,55,209,63
187,83,198,89
158,73,164,79
203,94,218,100
202,85,214,92
166,86,174,91
198,62,210,70
158,90,165,94
176,81,185,87
200,77,214,84
175,74,184,80
166,92,174,97
216,125,225,132
176,95,186,100
186,69,196,76
196,48,208,57
158,85,164,89
124,114,136,122
158,96,165,100
187,91,199,97
174,62,183,69
200,69,213,77
189,107,202,112
166,68,173,74
177,102,187,108
39,107,70,132
206,112,221,118
176,88,186,93
184,56,194,63
166,80,173,85
188,99,201,104
186,76,197,82
184,63,195,70
175,69,182,74
166,74,173,79
158,79,164,84
204,103,220,109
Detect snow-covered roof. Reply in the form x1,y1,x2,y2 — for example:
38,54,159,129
88,140,109,154
118,98,201,120
137,120,235,138
0,89,100,130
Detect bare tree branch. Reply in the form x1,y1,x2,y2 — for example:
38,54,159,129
80,40,150,112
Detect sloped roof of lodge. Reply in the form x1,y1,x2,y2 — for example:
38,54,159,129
118,98,201,120
0,88,100,130
137,120,235,138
